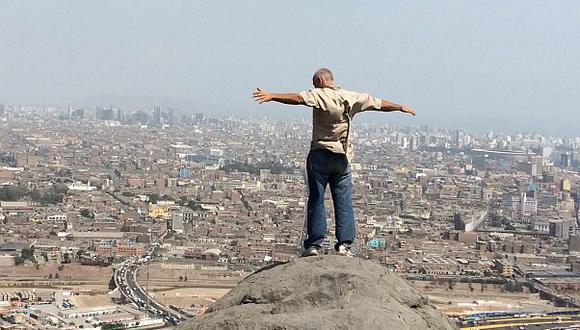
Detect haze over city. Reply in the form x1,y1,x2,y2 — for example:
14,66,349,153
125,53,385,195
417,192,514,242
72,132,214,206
1,1,579,135
2,2,580,330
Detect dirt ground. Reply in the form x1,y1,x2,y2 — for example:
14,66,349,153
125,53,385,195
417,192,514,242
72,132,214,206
0,263,113,282
69,294,115,308
410,280,563,314
146,287,231,310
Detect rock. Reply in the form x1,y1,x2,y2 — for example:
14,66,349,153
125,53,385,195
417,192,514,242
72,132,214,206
177,256,457,330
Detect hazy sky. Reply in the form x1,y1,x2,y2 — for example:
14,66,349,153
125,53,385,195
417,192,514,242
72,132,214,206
1,1,579,135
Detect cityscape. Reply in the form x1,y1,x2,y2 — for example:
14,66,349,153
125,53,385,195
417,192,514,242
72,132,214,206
0,104,579,329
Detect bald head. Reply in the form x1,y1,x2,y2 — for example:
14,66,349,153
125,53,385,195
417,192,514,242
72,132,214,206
313,68,334,88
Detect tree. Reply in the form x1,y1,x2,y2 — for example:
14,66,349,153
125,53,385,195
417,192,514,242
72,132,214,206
15,256,24,265
149,193,161,204
99,322,126,330
80,209,93,218
0,186,26,201
184,275,188,281
504,281,523,293
21,247,34,261
76,249,86,260
53,184,69,195
29,188,42,201
179,275,183,281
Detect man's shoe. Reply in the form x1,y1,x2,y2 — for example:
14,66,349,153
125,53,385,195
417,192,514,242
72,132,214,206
337,244,354,257
302,246,320,257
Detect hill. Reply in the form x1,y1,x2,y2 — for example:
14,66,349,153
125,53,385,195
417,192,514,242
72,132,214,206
177,255,457,330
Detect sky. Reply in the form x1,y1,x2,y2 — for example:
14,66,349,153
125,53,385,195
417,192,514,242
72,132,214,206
0,1,579,135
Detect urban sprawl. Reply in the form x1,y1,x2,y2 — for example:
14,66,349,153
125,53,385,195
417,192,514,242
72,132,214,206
0,104,579,329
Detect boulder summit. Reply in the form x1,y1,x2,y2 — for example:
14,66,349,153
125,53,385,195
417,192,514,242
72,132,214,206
177,255,457,330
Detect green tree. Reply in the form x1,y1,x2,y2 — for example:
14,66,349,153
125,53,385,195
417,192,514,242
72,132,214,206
80,209,93,218
29,188,42,201
99,323,126,330
21,247,35,262
149,193,161,204
53,184,69,195
0,186,26,201
76,249,86,260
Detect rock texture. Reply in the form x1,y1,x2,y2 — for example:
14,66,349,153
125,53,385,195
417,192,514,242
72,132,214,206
177,256,457,330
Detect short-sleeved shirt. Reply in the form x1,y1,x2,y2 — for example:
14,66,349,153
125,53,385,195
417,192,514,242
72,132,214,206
299,86,382,162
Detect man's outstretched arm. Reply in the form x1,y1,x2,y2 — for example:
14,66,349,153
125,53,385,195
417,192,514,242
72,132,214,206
252,88,305,105
380,99,416,116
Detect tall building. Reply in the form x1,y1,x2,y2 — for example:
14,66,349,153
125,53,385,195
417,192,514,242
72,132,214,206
71,109,85,119
115,109,123,122
168,108,175,125
96,106,114,121
529,156,543,176
562,153,573,168
503,193,538,219
153,106,161,125
550,219,577,240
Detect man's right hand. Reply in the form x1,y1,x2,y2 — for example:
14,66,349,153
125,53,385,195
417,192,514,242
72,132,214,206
252,88,273,104
401,105,416,116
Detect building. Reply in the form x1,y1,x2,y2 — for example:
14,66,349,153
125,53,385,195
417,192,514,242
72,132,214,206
95,242,146,257
503,193,538,219
179,167,191,178
153,106,161,125
495,260,513,276
561,179,572,192
561,153,573,168
549,219,577,240
570,235,580,252
170,213,185,234
148,201,178,219
0,255,16,266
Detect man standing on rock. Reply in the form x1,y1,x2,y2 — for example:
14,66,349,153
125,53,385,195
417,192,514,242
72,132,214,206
252,68,416,257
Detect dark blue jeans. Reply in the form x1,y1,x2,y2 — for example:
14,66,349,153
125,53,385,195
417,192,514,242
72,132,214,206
304,149,355,250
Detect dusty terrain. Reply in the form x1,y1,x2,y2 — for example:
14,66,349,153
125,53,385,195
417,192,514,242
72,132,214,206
177,256,457,330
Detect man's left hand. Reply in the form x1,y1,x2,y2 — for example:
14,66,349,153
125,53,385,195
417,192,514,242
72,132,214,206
252,88,273,104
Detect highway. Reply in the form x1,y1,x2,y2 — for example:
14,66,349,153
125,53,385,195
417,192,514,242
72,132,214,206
459,315,580,329
114,231,189,326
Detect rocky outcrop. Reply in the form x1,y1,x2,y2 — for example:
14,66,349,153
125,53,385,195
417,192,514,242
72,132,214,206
177,255,457,330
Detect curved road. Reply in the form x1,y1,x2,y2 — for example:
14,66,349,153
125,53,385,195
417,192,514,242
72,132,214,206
114,233,188,326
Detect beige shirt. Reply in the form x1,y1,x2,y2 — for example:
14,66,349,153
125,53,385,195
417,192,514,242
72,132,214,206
299,86,382,162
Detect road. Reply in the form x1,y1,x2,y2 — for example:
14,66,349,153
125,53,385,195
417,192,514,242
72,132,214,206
460,315,580,329
114,231,189,326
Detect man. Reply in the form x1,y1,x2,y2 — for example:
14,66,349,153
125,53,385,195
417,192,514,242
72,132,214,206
252,68,415,257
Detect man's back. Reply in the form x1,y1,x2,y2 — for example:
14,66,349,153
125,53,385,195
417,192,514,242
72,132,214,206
299,86,383,161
